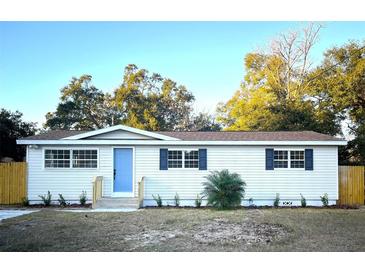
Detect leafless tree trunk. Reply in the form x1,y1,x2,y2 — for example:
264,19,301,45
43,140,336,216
270,23,322,100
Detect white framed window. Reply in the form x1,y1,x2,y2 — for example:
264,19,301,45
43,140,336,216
168,149,199,169
72,150,98,168
168,150,183,168
290,150,305,168
274,150,288,168
273,149,305,169
44,149,71,168
44,149,98,169
184,150,199,168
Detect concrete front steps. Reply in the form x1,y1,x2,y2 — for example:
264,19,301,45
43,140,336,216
94,197,139,209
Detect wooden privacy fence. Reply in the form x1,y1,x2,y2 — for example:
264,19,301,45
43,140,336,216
0,162,27,205
338,166,364,206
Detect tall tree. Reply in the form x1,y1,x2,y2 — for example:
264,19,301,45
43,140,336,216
45,75,119,130
217,23,341,136
311,41,365,164
0,109,37,161
114,64,195,131
188,112,222,131
45,65,198,132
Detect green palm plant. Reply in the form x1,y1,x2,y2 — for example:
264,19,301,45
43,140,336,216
202,169,246,209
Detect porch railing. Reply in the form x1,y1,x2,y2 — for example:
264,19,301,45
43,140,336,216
138,176,145,208
92,176,103,208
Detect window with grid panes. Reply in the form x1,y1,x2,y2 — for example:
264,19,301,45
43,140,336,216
72,150,98,168
44,150,70,168
290,150,304,168
168,150,183,168
273,150,288,168
184,150,199,168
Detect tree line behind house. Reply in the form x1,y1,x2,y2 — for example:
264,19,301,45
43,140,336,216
1,23,364,164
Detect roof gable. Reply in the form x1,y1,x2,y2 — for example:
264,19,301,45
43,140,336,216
86,129,155,140
62,125,180,141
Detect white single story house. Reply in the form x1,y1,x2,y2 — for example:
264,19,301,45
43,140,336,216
17,125,347,207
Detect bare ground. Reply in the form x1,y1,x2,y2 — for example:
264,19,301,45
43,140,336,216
0,207,364,251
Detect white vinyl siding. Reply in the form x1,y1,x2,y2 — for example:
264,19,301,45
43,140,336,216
136,146,338,203
27,146,113,202
27,144,338,205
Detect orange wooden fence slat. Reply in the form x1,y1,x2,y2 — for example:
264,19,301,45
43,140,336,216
0,162,27,205
338,166,364,206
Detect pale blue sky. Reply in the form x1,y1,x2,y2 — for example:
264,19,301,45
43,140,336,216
1,22,364,126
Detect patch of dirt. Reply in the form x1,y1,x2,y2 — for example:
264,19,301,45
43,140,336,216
125,229,185,246
124,217,288,250
193,218,287,245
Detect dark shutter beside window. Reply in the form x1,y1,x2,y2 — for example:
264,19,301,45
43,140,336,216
305,149,313,170
198,149,207,170
266,148,274,170
160,149,168,170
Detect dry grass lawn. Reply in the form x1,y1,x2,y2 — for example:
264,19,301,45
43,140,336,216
0,207,364,251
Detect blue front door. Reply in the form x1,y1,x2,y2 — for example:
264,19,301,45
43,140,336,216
114,148,133,194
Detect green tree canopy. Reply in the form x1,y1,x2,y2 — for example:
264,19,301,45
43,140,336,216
44,65,216,132
311,41,365,164
45,75,118,130
217,23,341,136
113,64,195,131
0,109,37,161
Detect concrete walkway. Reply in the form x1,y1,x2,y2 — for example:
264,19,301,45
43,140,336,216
0,210,39,221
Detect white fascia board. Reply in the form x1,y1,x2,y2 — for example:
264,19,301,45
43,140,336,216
62,124,180,141
17,139,348,146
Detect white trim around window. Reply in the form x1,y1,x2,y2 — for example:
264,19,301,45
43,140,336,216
273,149,305,169
167,149,199,169
42,147,99,170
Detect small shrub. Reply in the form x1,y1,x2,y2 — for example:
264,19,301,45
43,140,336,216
79,191,87,206
273,193,280,207
202,169,246,209
39,191,52,206
248,197,254,206
21,197,29,207
58,194,67,207
174,193,180,207
300,193,307,207
195,194,203,208
152,194,163,207
320,193,329,207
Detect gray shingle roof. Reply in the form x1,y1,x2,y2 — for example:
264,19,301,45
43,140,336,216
21,129,343,142
21,130,89,140
156,131,343,141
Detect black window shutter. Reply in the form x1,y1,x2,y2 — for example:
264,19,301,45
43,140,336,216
199,149,207,170
305,149,313,170
265,148,274,170
160,149,168,170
